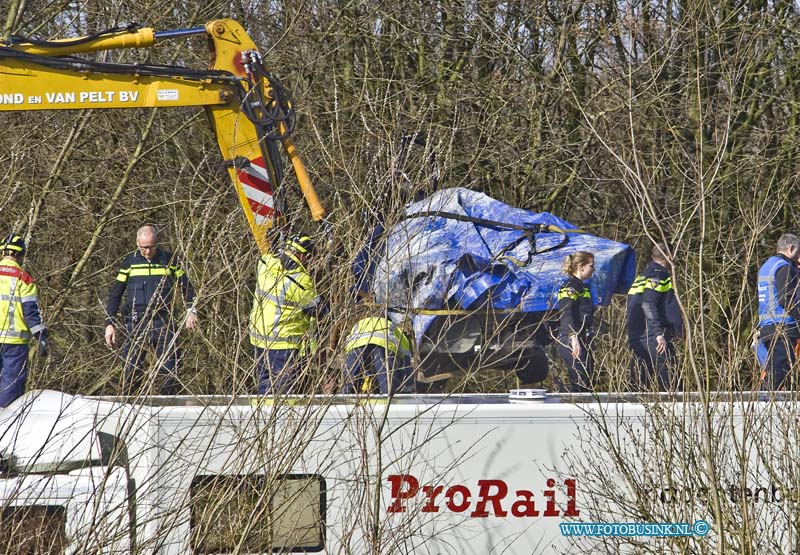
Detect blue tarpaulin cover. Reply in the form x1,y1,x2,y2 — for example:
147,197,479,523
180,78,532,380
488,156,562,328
359,188,637,345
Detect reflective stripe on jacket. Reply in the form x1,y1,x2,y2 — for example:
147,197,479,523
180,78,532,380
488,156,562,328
625,261,682,341
105,249,194,323
0,259,45,345
344,316,411,356
249,253,319,350
758,255,797,327
556,275,594,339
628,275,673,295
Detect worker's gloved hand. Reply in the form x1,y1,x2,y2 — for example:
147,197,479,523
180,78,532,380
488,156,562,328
38,337,50,358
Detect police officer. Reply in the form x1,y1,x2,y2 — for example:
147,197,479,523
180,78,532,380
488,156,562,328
756,233,800,389
0,234,48,407
105,225,197,394
626,243,683,391
555,251,596,393
249,235,323,395
342,313,413,395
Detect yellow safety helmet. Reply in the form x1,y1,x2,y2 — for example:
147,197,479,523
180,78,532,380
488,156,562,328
287,234,314,255
0,234,25,256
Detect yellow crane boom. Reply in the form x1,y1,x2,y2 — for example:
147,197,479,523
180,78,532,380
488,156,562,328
0,19,325,253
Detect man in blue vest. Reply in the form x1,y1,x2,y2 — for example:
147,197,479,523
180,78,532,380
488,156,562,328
757,233,800,389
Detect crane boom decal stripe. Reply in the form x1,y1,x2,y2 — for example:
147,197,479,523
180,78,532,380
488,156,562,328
237,156,277,224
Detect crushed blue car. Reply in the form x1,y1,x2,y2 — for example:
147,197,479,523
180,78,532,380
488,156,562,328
353,187,637,385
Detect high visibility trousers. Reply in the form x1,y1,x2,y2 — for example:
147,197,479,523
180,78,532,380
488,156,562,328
0,343,29,408
254,348,302,395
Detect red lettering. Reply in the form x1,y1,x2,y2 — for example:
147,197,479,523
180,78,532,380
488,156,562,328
543,478,559,517
511,490,539,517
564,479,580,517
422,485,444,512
388,474,419,513
471,479,508,517
445,485,471,512
386,475,580,519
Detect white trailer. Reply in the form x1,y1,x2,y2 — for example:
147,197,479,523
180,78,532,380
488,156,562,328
0,390,793,554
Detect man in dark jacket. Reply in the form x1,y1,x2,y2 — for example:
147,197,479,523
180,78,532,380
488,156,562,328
755,233,800,389
627,243,684,391
105,225,198,394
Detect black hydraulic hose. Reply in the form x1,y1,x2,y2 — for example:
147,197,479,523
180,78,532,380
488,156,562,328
238,65,296,140
0,42,296,141
0,47,240,84
6,23,141,47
